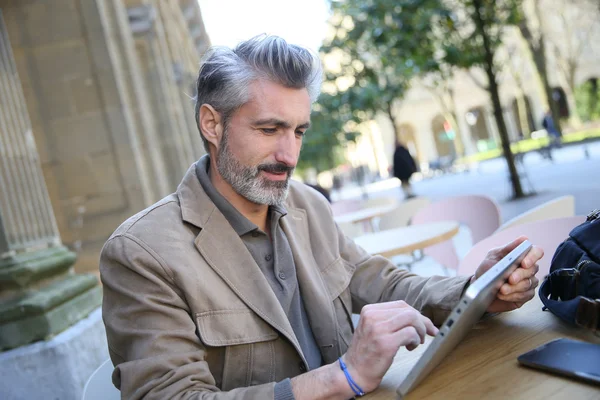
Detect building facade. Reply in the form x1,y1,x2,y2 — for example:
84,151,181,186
0,0,210,272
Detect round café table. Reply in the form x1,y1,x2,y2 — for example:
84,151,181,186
353,221,460,258
333,204,398,231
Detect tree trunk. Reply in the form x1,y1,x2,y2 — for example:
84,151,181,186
520,3,564,136
473,0,525,199
387,101,402,143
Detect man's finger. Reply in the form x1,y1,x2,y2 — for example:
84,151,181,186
497,284,537,302
508,263,540,286
393,326,422,351
517,246,544,270
501,275,539,296
385,309,428,343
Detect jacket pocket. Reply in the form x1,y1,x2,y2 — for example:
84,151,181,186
196,309,279,389
321,258,356,351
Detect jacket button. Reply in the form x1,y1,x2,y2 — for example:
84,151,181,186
265,254,272,261
278,272,286,280
299,363,307,373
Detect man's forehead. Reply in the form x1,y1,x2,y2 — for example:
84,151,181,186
241,80,312,122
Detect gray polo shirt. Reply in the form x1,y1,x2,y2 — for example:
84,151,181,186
196,159,322,400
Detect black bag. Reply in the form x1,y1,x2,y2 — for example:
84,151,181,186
539,209,600,333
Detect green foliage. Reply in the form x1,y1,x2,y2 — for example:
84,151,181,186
438,0,523,73
296,92,359,174
575,81,600,122
321,0,446,123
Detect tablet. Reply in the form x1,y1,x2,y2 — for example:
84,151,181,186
397,240,533,398
518,338,600,385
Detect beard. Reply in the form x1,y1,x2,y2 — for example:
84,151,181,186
216,130,294,206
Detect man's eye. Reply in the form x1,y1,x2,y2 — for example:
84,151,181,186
261,128,277,134
295,130,306,137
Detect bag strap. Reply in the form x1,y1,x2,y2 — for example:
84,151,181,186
540,274,600,333
576,297,600,333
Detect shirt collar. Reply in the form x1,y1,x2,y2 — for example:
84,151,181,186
195,156,288,236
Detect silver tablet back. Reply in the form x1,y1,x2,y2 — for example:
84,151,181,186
396,240,532,399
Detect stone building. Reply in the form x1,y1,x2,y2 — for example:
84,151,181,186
1,0,210,274
0,1,209,398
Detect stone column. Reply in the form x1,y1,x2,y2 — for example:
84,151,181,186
0,8,100,351
0,7,106,398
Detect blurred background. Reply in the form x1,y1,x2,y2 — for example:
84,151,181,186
1,1,599,398
2,0,600,275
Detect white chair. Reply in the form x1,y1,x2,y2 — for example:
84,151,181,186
82,359,120,400
497,195,575,231
410,195,502,272
457,216,586,277
378,197,431,231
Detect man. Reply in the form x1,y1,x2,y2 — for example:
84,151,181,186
392,139,418,199
100,35,542,400
542,109,562,157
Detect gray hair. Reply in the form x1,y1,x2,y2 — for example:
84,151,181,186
194,34,323,152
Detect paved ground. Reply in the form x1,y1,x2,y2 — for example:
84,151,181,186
334,141,600,221
333,141,600,276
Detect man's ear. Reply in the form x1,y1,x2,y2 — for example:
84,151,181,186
198,104,224,150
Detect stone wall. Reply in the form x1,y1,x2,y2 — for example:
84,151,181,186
1,0,210,272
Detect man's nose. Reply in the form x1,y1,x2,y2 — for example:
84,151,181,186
274,130,299,167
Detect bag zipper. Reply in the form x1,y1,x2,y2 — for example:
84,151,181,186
576,259,592,271
586,209,600,221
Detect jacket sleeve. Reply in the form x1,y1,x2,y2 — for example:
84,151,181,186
100,233,276,400
336,225,470,326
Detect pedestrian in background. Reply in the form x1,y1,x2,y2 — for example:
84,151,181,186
393,139,418,199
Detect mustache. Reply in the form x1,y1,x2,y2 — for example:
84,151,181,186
257,163,294,175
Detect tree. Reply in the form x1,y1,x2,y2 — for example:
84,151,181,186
323,0,527,198
518,0,564,136
543,0,600,125
321,0,444,148
296,92,359,175
440,0,526,198
419,67,466,156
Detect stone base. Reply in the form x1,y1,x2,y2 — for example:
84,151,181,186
0,308,109,400
0,246,102,350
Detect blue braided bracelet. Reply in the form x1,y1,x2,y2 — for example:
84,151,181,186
338,357,365,397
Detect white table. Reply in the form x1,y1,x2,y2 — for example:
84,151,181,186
353,221,460,258
334,204,398,231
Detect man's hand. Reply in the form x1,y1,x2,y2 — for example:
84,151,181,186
341,301,438,393
472,236,544,313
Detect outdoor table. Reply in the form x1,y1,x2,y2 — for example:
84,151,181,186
353,221,460,258
333,204,399,232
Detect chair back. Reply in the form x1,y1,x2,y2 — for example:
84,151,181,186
457,216,586,277
82,359,120,400
498,195,575,231
378,197,431,231
410,195,501,270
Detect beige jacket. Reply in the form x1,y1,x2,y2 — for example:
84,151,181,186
100,162,469,399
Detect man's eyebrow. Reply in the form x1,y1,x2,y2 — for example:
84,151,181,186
252,118,311,130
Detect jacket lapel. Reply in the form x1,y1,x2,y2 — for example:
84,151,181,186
281,207,340,364
194,212,303,355
177,160,304,361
